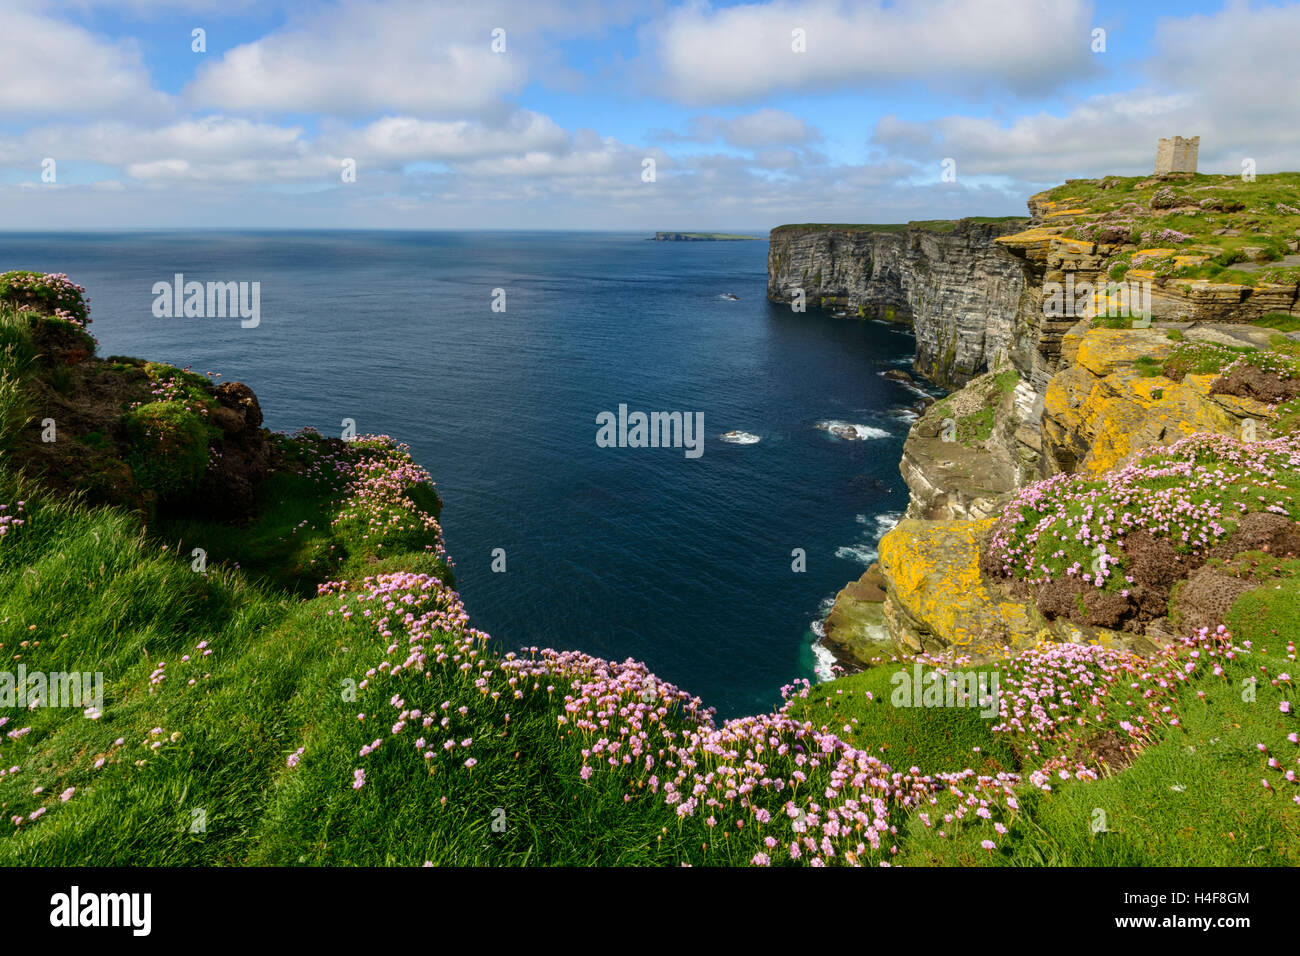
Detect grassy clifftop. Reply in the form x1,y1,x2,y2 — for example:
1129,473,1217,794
1,271,1297,866
770,216,1026,237
1036,171,1300,287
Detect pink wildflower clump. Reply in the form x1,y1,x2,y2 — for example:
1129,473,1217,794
986,432,1300,591
0,501,26,539
328,436,448,561
2,271,90,326
991,625,1240,768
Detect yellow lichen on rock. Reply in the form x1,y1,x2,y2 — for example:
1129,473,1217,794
1041,326,1263,476
1073,329,1171,377
878,518,1038,658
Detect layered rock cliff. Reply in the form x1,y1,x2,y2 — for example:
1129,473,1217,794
798,173,1300,667
766,220,1032,388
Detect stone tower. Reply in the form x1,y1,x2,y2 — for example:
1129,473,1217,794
1155,136,1199,174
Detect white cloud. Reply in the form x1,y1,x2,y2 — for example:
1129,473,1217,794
185,0,630,116
329,111,570,165
664,108,819,148
867,1,1300,185
644,0,1097,105
0,4,170,117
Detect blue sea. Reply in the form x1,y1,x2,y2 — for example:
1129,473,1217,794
0,231,931,718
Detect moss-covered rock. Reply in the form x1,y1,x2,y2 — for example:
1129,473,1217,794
878,517,1039,658
122,401,212,497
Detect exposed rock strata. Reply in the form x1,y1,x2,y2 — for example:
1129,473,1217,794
790,184,1300,667
766,220,1031,388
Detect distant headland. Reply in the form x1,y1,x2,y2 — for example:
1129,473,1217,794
650,232,763,241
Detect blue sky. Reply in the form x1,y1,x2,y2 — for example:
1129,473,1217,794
2,0,1296,230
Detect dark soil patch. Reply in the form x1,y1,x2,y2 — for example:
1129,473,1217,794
1210,365,1300,405
1088,728,1137,773
986,514,1300,636
1035,576,1131,629
1206,511,1300,561
1172,566,1259,636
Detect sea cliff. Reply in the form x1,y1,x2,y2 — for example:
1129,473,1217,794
766,218,1031,389
792,172,1300,666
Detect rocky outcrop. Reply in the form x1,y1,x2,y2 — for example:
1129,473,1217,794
185,381,272,521
1042,324,1274,475
766,220,1031,388
898,363,1041,520
877,516,1164,660
804,181,1300,668
871,322,1283,661
820,563,895,665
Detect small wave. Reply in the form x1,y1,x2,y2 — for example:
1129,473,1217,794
834,543,878,565
720,430,761,444
809,618,826,639
875,511,903,535
815,420,890,441
811,640,838,682
838,511,903,566
877,369,944,404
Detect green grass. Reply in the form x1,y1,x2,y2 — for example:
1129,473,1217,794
1160,341,1257,380
771,216,1026,236
0,306,37,450
927,367,1017,445
1254,312,1300,333
1134,355,1165,377
786,664,1019,775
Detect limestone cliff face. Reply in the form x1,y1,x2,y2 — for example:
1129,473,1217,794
797,187,1300,667
766,220,1031,388
872,323,1278,662
1042,323,1275,475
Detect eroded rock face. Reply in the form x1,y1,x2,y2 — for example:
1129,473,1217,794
766,220,1032,388
899,365,1040,521
214,381,264,429
182,380,271,522
1041,324,1271,476
804,188,1300,667
821,563,895,665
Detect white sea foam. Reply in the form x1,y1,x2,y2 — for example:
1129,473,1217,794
834,543,878,565
719,430,761,444
815,420,890,440
811,640,838,682
836,511,904,566
875,511,903,535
